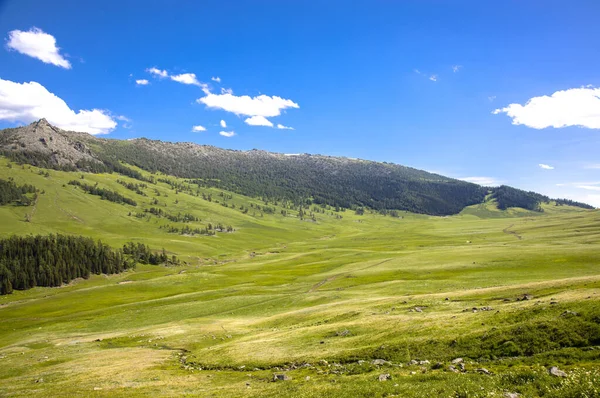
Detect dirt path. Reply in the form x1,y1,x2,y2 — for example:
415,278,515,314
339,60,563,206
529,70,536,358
54,192,84,223
503,224,522,240
25,194,39,222
308,258,393,293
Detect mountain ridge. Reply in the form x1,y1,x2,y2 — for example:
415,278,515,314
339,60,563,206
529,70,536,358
0,120,594,214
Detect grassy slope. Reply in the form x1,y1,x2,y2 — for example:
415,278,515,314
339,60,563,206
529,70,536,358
0,158,599,397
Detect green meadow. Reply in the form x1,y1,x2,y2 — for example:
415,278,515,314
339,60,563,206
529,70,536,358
0,157,599,397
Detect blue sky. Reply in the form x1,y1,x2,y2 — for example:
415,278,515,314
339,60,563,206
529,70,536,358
1,0,600,206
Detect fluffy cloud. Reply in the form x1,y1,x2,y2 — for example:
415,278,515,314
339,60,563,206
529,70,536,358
244,115,273,127
493,87,600,129
197,92,299,117
220,120,227,128
452,65,462,73
135,79,149,85
219,131,235,137
429,75,438,82
6,27,71,69
192,125,206,132
277,123,294,130
0,78,116,134
459,176,500,186
146,67,168,78
539,164,554,170
211,77,221,83
170,73,202,86
577,185,600,191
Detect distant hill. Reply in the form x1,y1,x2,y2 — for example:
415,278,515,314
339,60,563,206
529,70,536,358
0,120,593,214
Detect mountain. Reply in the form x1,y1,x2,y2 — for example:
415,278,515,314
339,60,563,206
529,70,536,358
0,120,593,214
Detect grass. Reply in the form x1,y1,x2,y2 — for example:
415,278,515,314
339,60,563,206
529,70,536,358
0,157,599,397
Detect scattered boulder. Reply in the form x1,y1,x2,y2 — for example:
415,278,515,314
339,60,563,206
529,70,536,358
273,374,291,382
451,358,463,364
476,368,491,375
518,294,533,301
561,310,578,317
378,373,391,382
419,360,430,365
448,365,459,373
549,366,567,377
372,359,391,366
408,359,419,366
458,363,466,372
503,393,520,398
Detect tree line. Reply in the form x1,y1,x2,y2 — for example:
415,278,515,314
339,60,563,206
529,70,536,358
0,235,180,295
0,178,37,206
68,180,137,206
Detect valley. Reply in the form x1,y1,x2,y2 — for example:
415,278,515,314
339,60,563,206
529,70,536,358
0,152,599,397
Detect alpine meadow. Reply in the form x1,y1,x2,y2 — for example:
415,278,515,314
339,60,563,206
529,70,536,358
1,2,600,397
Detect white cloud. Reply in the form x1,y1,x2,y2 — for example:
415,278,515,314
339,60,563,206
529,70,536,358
146,67,168,78
539,163,554,170
0,78,116,134
197,91,299,117
170,73,202,86
245,115,273,127
277,123,294,130
414,69,422,75
6,27,71,69
459,176,500,186
577,185,600,191
115,115,130,122
219,131,235,137
211,76,221,83
135,79,149,85
452,65,462,73
429,75,438,82
584,164,600,169
220,120,227,128
493,87,600,129
220,87,233,95
192,125,206,132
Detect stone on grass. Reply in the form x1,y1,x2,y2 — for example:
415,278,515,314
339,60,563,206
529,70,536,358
549,366,567,377
372,359,391,366
272,374,291,382
378,373,391,381
451,358,463,364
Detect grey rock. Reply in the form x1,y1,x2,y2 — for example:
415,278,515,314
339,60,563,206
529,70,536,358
378,373,391,382
448,365,459,373
561,310,578,317
451,358,463,364
272,374,291,382
476,368,491,375
408,359,419,366
419,360,430,365
549,366,567,377
372,359,391,366
503,393,520,398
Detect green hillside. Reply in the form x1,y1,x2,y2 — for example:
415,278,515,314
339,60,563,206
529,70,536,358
0,155,599,397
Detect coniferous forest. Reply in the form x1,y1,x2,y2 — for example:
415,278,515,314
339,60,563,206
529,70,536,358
0,235,177,294
0,178,37,206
